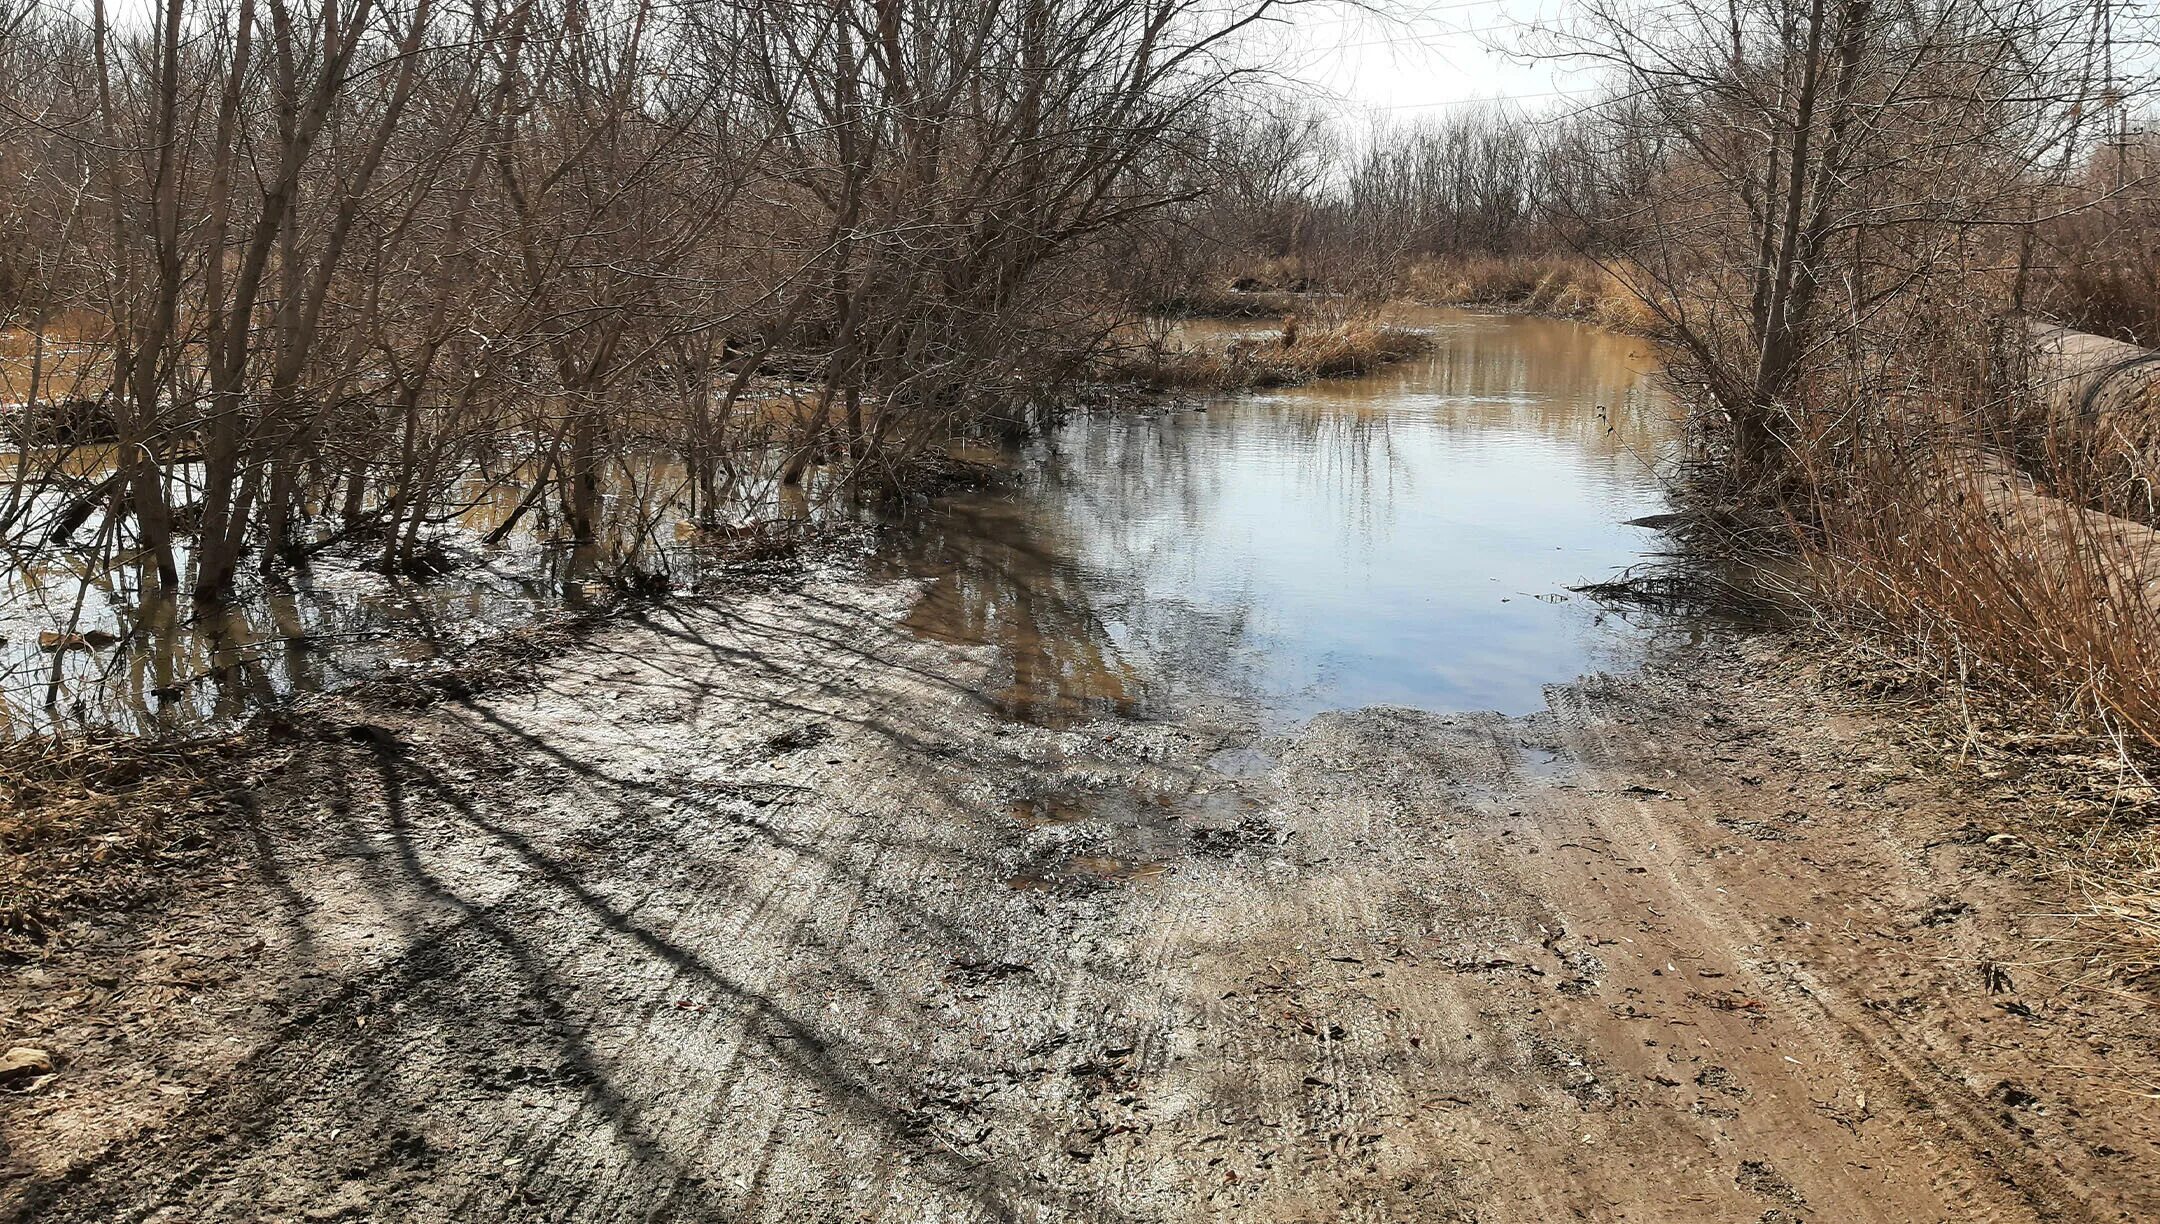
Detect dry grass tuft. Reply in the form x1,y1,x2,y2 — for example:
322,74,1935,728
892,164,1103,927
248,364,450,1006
2043,850,2160,993
1796,437,2160,754
1107,321,1431,393
1768,405,2160,991
1790,616,2160,992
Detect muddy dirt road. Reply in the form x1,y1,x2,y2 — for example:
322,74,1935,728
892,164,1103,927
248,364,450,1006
6,571,2157,1222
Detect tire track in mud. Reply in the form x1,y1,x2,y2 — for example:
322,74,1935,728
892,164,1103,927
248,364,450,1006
13,585,1208,1223
29,828,654,1213
1202,697,2147,1224
17,741,1046,1222
1535,679,2142,1224
1765,957,2101,1224
9,596,2159,1222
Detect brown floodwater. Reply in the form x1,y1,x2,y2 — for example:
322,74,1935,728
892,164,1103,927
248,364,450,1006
0,307,1677,736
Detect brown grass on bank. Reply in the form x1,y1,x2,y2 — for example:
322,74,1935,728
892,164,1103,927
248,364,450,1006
2039,846,2160,1001
1596,300,2160,989
1794,607,2160,993
1805,457,2160,744
1785,336,2160,752
1773,423,2160,989
1105,320,1432,393
1146,257,1319,318
2043,850,2160,994
1400,253,1655,332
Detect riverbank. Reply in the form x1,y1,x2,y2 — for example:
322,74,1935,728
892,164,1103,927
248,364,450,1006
1169,255,1653,331
0,321,1428,948
1398,253,1649,330
0,596,635,968
0,517,862,969
1103,319,1434,393
5,564,2156,1221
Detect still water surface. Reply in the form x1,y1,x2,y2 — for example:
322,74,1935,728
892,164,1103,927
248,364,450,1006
2,307,1675,733
888,307,1677,725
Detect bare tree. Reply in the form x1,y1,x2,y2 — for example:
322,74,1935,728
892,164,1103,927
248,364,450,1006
1545,0,2112,479
0,0,1297,674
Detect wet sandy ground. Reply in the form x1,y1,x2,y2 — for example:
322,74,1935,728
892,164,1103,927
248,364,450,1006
5,575,2158,1222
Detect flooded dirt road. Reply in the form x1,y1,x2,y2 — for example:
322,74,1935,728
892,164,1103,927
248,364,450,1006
7,313,2158,1221
883,310,1677,724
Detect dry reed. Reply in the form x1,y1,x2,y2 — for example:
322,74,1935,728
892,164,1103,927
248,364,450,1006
1399,253,1654,331
1776,398,2160,987
1106,321,1432,393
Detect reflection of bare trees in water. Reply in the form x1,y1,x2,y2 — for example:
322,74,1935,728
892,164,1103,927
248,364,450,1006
873,313,1678,724
1062,312,1673,544
1177,310,1673,456
1056,395,1408,531
0,448,702,734
891,479,1249,727
3,309,1673,733
879,444,1292,727
857,394,1412,728
882,497,1149,727
3,540,599,735
1362,315,1674,456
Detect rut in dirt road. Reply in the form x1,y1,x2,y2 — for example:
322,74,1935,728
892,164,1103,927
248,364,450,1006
7,581,2156,1223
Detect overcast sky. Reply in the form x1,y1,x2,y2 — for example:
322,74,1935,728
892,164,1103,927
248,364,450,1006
1261,0,1604,122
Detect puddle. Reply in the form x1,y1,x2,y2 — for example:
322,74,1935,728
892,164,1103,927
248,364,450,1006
0,450,779,735
879,307,1680,727
1515,743,1568,780
1204,746,1277,779
1067,857,1166,882
1010,783,1258,825
935,309,1684,891
1005,782,1265,883
1007,796,1100,828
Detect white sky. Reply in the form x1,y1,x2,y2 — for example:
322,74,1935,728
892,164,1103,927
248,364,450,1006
1261,0,1605,122
1267,0,2160,125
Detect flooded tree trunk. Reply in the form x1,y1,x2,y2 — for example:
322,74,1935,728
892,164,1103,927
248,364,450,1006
780,395,833,489
340,464,368,526
261,451,297,567
565,408,602,544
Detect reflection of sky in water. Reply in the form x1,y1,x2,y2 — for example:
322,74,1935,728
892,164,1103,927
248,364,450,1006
984,308,1677,720
1079,410,1661,715
7,305,1675,733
